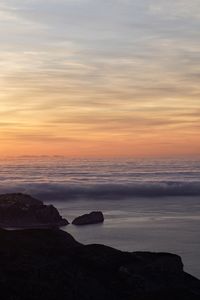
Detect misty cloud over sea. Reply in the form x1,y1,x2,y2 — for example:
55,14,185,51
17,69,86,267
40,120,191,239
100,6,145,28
0,157,199,200
0,181,200,201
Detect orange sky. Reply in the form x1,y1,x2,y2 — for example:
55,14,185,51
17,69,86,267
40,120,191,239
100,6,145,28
0,1,200,158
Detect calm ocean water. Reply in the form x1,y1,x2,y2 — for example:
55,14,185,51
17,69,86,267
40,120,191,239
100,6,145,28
0,156,200,277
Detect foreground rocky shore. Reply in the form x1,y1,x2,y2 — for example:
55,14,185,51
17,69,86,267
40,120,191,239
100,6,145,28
0,228,199,300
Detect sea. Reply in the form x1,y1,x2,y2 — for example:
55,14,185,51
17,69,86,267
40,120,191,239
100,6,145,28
0,156,200,278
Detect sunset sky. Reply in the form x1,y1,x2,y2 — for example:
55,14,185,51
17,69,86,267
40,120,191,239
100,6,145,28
0,0,200,157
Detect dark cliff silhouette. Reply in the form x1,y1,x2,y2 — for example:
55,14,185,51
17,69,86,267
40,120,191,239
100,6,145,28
0,228,199,300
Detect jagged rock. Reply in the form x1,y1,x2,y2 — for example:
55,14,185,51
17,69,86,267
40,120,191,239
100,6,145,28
0,228,199,300
72,211,104,225
0,193,69,228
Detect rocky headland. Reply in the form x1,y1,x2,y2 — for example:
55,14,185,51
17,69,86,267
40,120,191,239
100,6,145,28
0,193,69,228
0,228,199,300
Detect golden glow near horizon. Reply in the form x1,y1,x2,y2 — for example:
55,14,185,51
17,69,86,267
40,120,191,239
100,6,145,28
0,0,200,157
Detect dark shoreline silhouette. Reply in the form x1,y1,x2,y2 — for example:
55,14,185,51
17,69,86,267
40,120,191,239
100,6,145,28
0,228,200,300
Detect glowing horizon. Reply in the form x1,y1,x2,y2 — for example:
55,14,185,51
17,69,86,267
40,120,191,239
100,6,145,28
0,1,200,158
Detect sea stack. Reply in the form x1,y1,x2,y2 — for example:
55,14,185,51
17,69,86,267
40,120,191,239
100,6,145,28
0,193,69,228
72,211,104,225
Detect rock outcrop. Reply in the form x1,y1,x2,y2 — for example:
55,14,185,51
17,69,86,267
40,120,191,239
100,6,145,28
72,211,104,225
0,228,199,300
0,193,69,228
